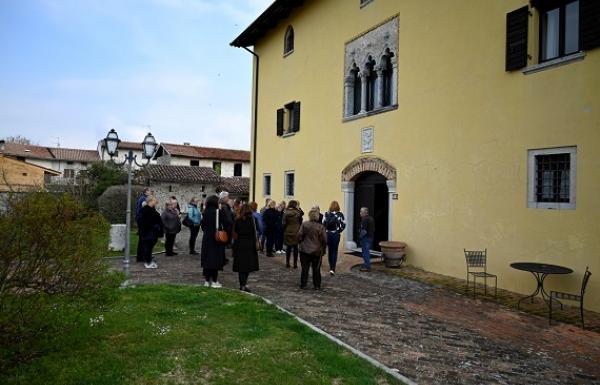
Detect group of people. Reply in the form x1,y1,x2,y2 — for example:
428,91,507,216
134,188,377,292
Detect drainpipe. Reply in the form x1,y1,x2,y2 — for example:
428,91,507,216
241,46,259,201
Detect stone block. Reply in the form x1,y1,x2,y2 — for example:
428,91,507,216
109,224,127,251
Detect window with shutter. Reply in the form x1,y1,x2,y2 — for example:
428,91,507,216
292,102,301,132
580,0,600,50
506,6,529,71
276,108,284,136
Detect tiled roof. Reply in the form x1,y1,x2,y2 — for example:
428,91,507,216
98,140,144,151
161,143,250,162
230,0,304,47
48,148,99,162
1,142,54,160
144,164,221,183
217,177,250,196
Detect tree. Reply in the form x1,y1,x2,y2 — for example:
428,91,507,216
2,135,32,145
0,192,120,368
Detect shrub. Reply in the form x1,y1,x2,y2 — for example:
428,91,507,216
97,184,145,224
0,192,121,369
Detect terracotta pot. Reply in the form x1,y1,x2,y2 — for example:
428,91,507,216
379,241,407,268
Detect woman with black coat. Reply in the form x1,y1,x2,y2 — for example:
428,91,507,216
138,196,163,269
200,195,226,288
261,200,278,257
232,204,260,292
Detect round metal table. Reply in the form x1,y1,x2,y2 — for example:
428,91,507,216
510,262,573,309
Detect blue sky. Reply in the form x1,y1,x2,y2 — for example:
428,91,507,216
0,0,271,150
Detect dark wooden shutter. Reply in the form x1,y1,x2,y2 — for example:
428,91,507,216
276,108,284,136
580,0,600,51
292,102,301,132
506,6,529,71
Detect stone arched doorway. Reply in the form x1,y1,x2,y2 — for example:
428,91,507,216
341,157,397,250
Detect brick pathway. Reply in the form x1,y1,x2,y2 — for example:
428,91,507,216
110,235,600,385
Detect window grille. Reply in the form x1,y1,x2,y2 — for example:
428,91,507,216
535,153,570,203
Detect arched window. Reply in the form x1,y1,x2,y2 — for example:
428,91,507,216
381,50,394,107
365,57,376,112
352,65,362,115
284,26,294,55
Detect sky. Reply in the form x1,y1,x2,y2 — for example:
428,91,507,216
0,0,272,151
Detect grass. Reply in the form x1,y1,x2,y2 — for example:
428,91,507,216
101,230,165,258
1,285,405,385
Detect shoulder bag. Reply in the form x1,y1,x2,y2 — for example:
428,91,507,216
215,208,229,244
252,217,260,251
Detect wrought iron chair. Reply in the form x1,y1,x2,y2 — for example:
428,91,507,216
464,249,497,298
549,267,592,329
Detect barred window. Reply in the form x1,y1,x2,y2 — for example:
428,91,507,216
285,171,295,197
263,174,271,197
528,147,576,209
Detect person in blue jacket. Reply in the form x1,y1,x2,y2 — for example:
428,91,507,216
187,197,202,255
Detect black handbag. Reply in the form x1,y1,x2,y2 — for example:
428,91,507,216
182,215,194,228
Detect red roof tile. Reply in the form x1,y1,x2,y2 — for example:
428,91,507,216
48,147,99,162
144,165,221,183
161,143,250,162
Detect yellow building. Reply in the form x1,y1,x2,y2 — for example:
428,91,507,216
0,155,60,192
232,0,600,311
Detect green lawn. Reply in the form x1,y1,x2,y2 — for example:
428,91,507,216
102,230,165,258
1,285,404,385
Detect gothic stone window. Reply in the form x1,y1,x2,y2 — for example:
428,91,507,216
344,17,398,119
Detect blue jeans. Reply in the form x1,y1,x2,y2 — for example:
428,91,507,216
327,232,340,271
360,236,373,269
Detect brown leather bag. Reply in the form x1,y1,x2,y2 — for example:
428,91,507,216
215,208,229,244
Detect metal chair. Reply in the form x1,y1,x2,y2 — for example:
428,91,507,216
464,249,497,298
549,267,592,329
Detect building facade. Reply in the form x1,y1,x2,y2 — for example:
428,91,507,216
233,0,600,311
154,143,250,178
0,155,61,192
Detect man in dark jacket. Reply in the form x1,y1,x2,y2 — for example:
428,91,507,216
359,207,375,272
139,196,163,269
135,187,152,262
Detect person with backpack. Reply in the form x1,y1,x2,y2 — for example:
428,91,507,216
323,200,346,276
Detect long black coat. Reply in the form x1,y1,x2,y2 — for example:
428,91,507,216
200,206,226,270
139,205,163,241
232,217,259,273
262,207,279,235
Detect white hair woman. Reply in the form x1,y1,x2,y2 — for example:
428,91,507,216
138,196,164,269
161,199,181,256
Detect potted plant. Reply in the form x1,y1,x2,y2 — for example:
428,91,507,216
379,241,407,268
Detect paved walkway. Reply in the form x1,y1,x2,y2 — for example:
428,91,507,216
110,237,600,385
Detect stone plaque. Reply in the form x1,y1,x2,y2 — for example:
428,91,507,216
361,127,374,153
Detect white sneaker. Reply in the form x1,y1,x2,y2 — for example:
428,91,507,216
329,270,335,276
211,281,222,288
204,281,211,287
150,262,158,269
144,263,153,269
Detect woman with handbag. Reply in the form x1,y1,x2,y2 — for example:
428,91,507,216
232,203,260,292
200,195,226,288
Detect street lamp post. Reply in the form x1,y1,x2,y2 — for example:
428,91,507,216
104,129,157,284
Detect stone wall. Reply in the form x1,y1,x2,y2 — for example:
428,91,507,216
151,182,217,213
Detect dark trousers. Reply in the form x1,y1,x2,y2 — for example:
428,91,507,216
275,229,284,251
203,268,218,282
189,225,200,253
286,245,299,267
141,238,157,264
136,233,144,262
265,230,275,256
165,233,176,255
239,272,250,288
300,252,322,289
327,232,341,272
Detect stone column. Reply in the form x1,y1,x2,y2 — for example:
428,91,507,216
391,56,398,105
344,75,355,117
375,66,384,109
386,180,397,241
359,70,369,114
342,181,356,249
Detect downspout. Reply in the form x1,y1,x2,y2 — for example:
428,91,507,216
242,46,259,201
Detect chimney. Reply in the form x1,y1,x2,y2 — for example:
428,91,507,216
0,140,5,153
183,142,191,146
